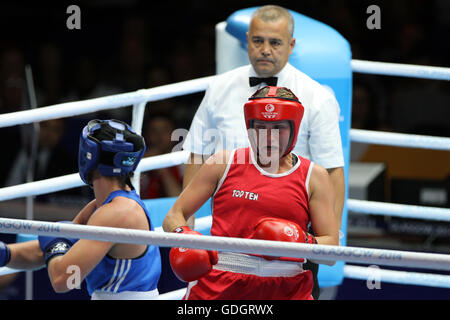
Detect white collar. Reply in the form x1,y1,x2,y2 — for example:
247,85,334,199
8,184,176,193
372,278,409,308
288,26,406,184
249,148,300,178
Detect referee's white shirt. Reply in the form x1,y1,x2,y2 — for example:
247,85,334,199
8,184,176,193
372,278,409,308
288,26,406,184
183,63,344,169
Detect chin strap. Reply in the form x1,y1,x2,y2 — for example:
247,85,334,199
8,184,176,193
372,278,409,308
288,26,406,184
126,176,135,190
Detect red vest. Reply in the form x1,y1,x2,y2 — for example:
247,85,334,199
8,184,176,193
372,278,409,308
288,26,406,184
211,147,312,238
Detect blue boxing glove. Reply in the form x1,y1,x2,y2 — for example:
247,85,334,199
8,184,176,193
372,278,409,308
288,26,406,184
38,221,79,265
0,241,11,267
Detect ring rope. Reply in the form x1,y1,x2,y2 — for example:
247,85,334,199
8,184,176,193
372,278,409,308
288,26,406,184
0,151,188,201
0,76,214,128
0,266,43,277
0,62,448,129
138,150,189,173
157,264,450,299
0,218,449,271
0,152,448,223
0,216,211,278
350,129,450,151
343,265,450,289
157,288,186,300
351,59,450,81
0,173,81,202
3,264,449,292
154,265,450,299
348,199,450,222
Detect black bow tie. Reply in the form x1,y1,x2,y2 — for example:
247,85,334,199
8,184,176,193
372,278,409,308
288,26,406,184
249,76,278,87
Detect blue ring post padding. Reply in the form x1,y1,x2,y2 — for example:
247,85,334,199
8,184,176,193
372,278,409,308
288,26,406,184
144,197,212,235
17,233,38,243
225,7,352,287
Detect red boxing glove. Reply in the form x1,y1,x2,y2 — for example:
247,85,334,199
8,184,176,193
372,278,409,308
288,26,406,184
251,218,317,262
169,226,218,282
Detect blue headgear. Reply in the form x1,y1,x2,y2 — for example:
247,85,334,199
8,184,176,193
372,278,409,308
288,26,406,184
78,119,146,186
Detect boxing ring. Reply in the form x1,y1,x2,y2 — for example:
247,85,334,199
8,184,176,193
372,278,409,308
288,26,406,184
0,9,449,299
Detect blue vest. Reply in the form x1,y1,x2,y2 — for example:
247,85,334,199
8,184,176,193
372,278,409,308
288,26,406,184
85,190,161,296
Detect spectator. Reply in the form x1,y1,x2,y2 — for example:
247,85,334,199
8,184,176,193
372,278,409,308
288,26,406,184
140,112,183,199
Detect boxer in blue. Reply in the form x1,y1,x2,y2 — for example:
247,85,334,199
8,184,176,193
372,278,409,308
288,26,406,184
1,119,161,299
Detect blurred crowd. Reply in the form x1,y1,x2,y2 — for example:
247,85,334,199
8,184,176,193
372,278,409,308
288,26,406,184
0,0,448,202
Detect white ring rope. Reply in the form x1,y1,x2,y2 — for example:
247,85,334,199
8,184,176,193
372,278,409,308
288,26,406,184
0,61,448,129
137,150,189,173
2,264,449,293
157,266,450,299
0,76,214,128
351,59,450,81
0,266,43,277
157,288,186,300
0,215,211,278
0,151,189,202
350,129,450,151
0,152,448,224
0,174,81,202
343,265,450,289
0,218,449,272
348,199,450,222
157,264,450,299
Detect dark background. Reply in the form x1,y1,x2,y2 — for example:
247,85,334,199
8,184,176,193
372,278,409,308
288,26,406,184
1,0,448,132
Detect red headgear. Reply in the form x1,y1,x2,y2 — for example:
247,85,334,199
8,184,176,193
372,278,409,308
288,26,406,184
244,86,304,156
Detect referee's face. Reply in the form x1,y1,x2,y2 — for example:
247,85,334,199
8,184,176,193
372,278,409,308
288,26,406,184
247,17,295,77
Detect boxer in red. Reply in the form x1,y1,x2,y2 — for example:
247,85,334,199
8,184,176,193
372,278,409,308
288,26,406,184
163,86,339,300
